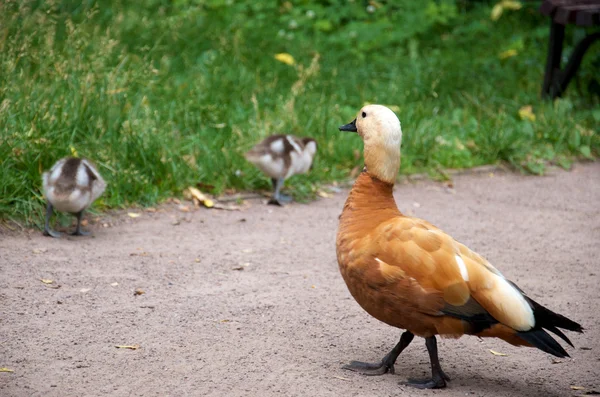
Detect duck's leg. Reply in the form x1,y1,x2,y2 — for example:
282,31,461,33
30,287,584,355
43,202,62,238
403,336,450,389
71,211,91,236
268,177,292,206
343,331,414,376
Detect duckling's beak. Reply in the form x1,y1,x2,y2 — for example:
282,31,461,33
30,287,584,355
339,119,357,133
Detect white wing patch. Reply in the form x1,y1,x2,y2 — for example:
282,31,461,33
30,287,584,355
286,135,302,153
455,255,469,281
270,139,284,154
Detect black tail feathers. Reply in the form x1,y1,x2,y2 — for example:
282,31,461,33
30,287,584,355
516,296,583,358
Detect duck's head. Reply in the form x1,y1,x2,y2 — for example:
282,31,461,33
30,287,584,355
339,104,402,184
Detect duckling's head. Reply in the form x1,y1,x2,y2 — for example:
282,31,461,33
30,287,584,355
339,104,402,184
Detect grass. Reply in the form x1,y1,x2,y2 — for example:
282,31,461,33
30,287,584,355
1,0,598,226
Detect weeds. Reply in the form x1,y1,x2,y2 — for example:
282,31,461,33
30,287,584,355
0,0,598,225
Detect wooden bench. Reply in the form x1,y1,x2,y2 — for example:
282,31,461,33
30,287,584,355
540,0,600,99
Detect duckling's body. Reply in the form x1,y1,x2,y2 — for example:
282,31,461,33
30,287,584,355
336,105,582,389
42,157,106,237
245,134,317,205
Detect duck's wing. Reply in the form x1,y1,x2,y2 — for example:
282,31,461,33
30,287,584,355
377,216,535,332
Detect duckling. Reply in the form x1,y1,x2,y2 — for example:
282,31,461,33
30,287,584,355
245,134,317,206
42,157,106,238
336,105,582,389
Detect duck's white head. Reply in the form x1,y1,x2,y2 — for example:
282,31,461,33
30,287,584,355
339,104,402,184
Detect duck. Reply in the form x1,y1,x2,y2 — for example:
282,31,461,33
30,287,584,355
336,105,582,389
42,157,107,238
245,134,317,206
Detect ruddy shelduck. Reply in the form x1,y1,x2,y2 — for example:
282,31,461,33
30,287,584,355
245,134,317,206
42,157,106,237
336,105,582,389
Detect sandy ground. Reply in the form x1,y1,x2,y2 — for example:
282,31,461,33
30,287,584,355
1,162,599,397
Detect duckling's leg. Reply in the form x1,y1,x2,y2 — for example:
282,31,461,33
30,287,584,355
71,211,91,236
343,331,414,376
268,178,292,206
403,336,450,389
43,202,62,238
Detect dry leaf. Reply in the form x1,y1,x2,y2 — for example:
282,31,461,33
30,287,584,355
232,266,245,271
212,203,241,211
110,282,119,287
145,207,157,213
571,386,586,390
0,368,14,373
317,191,332,198
33,248,48,254
186,187,215,208
499,49,518,59
518,105,536,122
80,288,91,293
489,349,507,356
115,345,140,350
503,0,522,10
491,3,503,20
133,288,145,296
333,375,350,381
220,319,230,323
178,205,190,212
311,285,316,289
40,279,54,284
274,53,295,65
127,212,141,218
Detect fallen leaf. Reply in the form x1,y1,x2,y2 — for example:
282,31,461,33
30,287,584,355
212,203,241,211
489,349,507,356
274,52,295,65
70,145,79,158
571,386,586,390
333,375,350,381
115,345,140,350
0,368,14,373
133,288,145,296
145,207,157,213
499,49,518,59
33,248,48,254
232,266,245,271
503,0,522,11
111,282,119,287
491,3,503,20
178,205,190,212
185,187,215,208
127,212,141,218
317,191,332,198
220,319,230,323
311,285,316,289
412,202,421,208
40,279,54,284
518,105,536,122
80,288,91,293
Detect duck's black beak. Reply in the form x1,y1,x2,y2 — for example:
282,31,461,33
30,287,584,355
339,118,357,133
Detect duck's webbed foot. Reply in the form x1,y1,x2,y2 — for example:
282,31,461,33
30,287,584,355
343,331,414,376
268,178,292,206
43,228,63,238
43,202,62,238
71,211,91,236
402,336,450,389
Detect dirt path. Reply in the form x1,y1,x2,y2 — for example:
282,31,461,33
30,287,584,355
1,163,599,397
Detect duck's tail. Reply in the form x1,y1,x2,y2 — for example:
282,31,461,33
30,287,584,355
515,296,583,358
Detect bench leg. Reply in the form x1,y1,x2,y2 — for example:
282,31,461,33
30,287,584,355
541,21,565,99
556,32,600,98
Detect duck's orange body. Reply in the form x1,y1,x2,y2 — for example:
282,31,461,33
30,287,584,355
335,105,582,389
337,172,534,345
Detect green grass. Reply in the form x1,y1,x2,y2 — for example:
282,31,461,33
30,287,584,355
1,0,598,225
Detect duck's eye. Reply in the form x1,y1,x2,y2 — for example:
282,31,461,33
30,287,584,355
362,112,367,118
